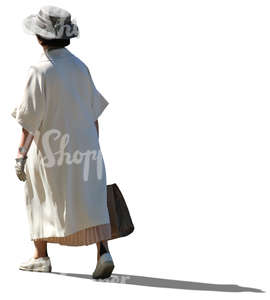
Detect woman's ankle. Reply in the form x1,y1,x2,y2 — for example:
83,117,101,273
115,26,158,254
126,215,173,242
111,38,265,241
100,242,108,254
97,241,110,259
33,254,49,259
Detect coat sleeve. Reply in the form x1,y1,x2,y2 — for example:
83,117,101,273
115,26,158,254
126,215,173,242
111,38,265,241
11,66,45,135
87,68,109,122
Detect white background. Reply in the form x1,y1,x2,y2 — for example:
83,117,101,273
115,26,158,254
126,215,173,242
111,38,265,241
2,0,269,299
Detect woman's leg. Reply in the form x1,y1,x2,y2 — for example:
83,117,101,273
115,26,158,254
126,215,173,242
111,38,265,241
96,240,110,260
93,240,114,279
33,240,49,259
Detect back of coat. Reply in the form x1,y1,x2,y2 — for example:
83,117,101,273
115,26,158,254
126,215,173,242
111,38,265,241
11,47,111,240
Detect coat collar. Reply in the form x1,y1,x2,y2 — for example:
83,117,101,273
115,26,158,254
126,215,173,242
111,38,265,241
39,47,72,62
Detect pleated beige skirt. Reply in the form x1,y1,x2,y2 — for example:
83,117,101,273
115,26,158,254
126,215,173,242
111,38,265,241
32,223,112,246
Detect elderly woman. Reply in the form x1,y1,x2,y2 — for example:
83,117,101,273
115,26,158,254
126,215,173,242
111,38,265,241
11,5,114,279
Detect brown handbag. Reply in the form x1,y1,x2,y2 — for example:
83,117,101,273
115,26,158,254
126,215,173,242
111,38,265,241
106,183,134,239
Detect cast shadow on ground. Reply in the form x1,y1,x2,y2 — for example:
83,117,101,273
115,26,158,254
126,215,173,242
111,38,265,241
48,271,265,293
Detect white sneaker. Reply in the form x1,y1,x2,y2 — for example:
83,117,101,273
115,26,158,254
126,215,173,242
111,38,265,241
19,256,52,272
92,252,114,279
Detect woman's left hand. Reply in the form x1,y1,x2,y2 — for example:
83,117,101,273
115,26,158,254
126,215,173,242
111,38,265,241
15,156,28,181
15,128,33,182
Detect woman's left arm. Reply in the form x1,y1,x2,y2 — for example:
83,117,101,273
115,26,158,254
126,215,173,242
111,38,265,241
17,128,34,158
15,128,34,181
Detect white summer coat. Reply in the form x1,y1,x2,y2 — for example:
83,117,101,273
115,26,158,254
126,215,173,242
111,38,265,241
11,47,111,240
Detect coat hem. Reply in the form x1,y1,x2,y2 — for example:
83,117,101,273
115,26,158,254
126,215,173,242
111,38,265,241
31,223,112,246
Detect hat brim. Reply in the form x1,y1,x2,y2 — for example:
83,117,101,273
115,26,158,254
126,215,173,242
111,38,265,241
22,15,79,39
22,15,56,39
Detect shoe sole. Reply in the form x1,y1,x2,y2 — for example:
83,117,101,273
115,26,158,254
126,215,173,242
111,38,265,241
19,265,52,272
92,261,114,279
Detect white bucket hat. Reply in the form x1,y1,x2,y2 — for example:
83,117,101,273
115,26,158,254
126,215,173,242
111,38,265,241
22,5,79,39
